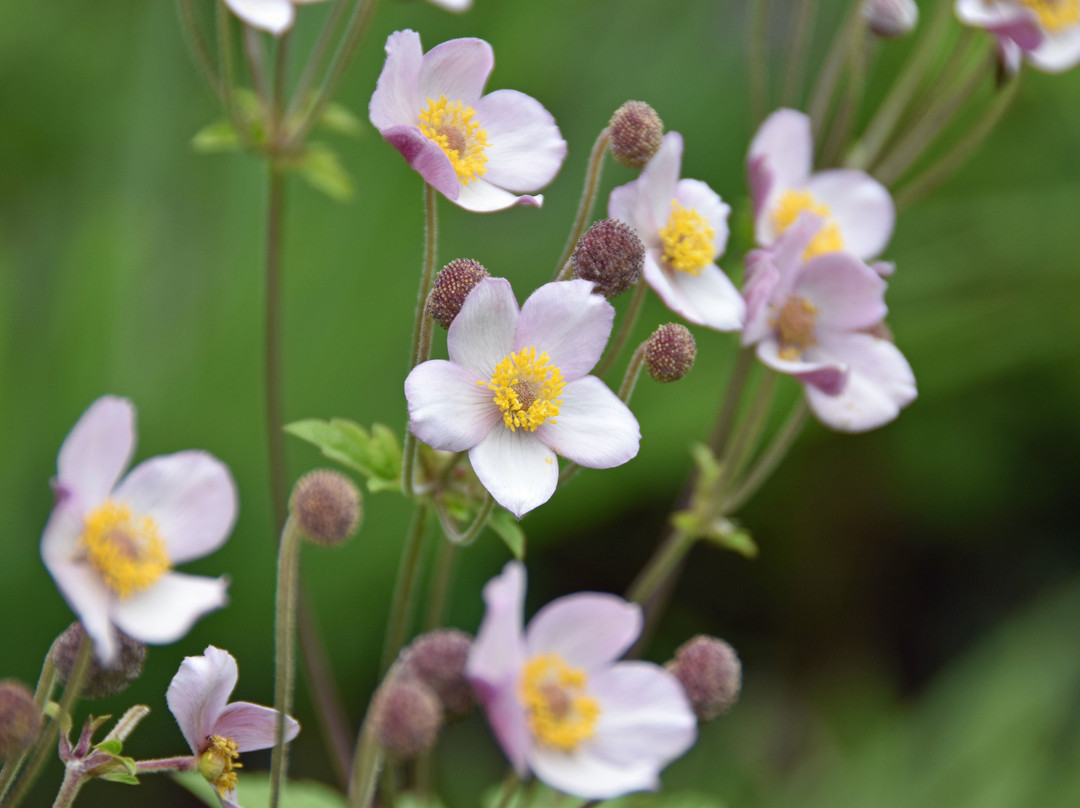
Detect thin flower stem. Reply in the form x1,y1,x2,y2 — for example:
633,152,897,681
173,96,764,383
748,0,770,124
0,657,55,803
288,0,349,120
808,0,861,138
346,721,384,808
272,32,290,148
177,0,223,101
617,342,648,403
722,399,808,513
381,505,430,672
493,768,522,808
626,527,696,606
424,538,458,631
781,0,817,108
715,370,777,500
820,18,868,168
270,516,304,808
216,1,248,143
244,24,269,112
133,756,197,774
433,494,494,546
594,279,648,378
102,705,150,744
49,768,84,808
553,128,611,280
708,347,755,457
297,597,353,787
265,166,289,531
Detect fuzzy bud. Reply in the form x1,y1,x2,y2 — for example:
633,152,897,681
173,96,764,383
427,259,491,329
371,676,443,759
609,101,664,169
571,219,644,298
862,0,918,38
49,622,147,699
0,680,40,759
290,470,362,547
645,324,697,383
400,630,475,719
666,635,742,721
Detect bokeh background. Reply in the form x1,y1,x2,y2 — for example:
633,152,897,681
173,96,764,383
2,0,1079,805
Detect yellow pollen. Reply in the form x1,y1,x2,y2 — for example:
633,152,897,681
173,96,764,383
480,347,565,432
659,199,715,275
78,500,170,598
519,654,600,751
418,95,489,184
772,295,819,361
772,189,844,260
1019,0,1080,32
198,735,242,796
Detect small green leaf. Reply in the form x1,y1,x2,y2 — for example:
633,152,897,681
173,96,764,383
488,508,526,558
100,773,140,785
296,144,354,201
94,739,123,756
284,418,401,491
319,103,364,138
701,517,758,559
191,120,242,154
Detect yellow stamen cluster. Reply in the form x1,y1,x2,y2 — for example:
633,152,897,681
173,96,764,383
418,95,489,184
79,500,170,598
772,296,819,361
481,347,565,432
772,189,844,260
519,654,601,751
1020,0,1080,32
659,200,715,275
198,735,242,796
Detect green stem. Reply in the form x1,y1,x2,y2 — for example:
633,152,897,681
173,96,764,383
433,494,494,546
781,0,816,108
265,166,288,531
381,506,430,672
820,16,868,167
297,597,353,787
715,371,777,501
132,756,197,774
708,347,755,457
346,717,384,808
270,517,304,808
722,399,808,513
49,769,83,808
748,0,770,124
616,342,648,403
424,538,458,631
554,128,612,280
808,0,860,138
243,24,269,111
0,657,55,803
288,0,349,121
626,528,696,606
594,278,648,378
177,0,223,102
216,0,249,143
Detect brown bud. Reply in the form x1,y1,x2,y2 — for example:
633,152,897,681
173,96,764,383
371,676,443,759
427,259,490,329
0,680,40,759
50,622,147,699
400,630,475,719
645,324,697,383
290,470,362,547
571,219,644,298
609,101,664,169
666,635,741,721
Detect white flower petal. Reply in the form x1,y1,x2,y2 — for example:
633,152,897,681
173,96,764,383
405,360,500,451
166,645,239,754
112,452,237,565
448,277,518,378
214,701,299,752
370,31,424,131
805,170,895,260
418,37,493,106
528,742,660,800
453,178,543,211
45,559,117,664
111,572,228,646
222,0,295,35
40,501,84,568
57,396,135,511
425,0,473,11
474,90,566,193
1029,23,1080,72
469,428,557,518
525,593,641,670
608,133,682,248
515,280,614,381
749,109,813,241
647,259,745,332
535,377,639,468
674,178,731,257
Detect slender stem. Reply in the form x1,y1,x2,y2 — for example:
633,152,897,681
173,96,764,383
244,24,269,111
270,516,304,808
380,506,430,672
808,0,860,138
102,705,150,744
553,128,612,280
781,0,816,108
177,0,223,101
346,717,384,808
616,342,647,403
288,0,349,120
723,400,808,513
594,279,648,378
433,494,494,546
403,184,439,498
216,0,248,142
132,756,198,774
265,167,289,531
0,658,55,803
493,769,522,808
715,371,777,500
626,528,696,606
748,0,770,125
708,347,755,457
820,16,868,167
50,768,84,808
297,597,353,787
424,539,458,631
271,32,290,150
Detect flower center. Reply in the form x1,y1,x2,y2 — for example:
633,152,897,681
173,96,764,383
79,500,170,598
519,653,600,752
772,189,844,260
198,735,242,796
773,295,819,360
481,347,565,432
659,199,715,275
418,95,489,184
1019,0,1080,32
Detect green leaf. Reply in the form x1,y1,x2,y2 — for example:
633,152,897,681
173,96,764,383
395,792,448,808
605,791,727,808
172,771,347,808
296,144,354,202
319,103,364,138
488,507,526,558
100,773,140,785
191,120,242,154
284,418,401,491
701,517,758,559
94,739,123,756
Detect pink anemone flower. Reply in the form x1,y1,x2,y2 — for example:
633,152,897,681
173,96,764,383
608,132,745,331
369,30,567,212
41,396,237,664
748,108,895,262
404,278,640,518
167,646,300,808
955,0,1080,73
742,215,917,432
466,562,697,800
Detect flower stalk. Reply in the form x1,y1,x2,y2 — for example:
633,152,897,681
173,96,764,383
270,516,305,808
555,128,612,280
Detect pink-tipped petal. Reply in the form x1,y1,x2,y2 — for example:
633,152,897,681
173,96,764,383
794,251,888,333
476,90,566,192
448,278,519,378
674,178,731,257
58,396,135,511
45,559,117,665
214,701,300,752
515,280,614,381
112,452,237,565
525,593,642,670
405,360,501,451
370,31,424,130
381,126,461,201
418,38,493,106
756,339,847,394
535,377,640,468
747,154,774,224
805,170,895,259
223,0,295,34
469,428,557,518
166,645,239,754
111,572,228,646
741,251,782,345
453,179,543,212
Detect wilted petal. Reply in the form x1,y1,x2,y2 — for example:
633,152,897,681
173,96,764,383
515,280,614,381
166,645,239,754
468,428,557,518
223,0,295,35
535,376,639,468
417,37,493,106
214,701,299,752
111,572,228,646
525,593,642,671
57,396,135,511
477,90,566,192
805,170,895,259
448,278,518,378
406,360,500,452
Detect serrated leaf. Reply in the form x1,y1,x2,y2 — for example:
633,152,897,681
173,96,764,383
297,144,354,201
319,103,364,138
191,120,242,154
94,739,123,756
101,773,140,785
173,771,346,808
284,418,400,491
488,508,526,558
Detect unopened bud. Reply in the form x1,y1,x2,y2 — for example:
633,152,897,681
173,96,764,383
863,0,918,38
571,219,644,298
50,622,147,699
0,680,40,759
290,470,362,547
371,677,443,759
609,101,664,169
400,630,475,719
427,259,490,329
666,635,741,721
645,324,697,383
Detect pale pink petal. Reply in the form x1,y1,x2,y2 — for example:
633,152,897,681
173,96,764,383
468,428,557,518
524,593,641,671
426,0,472,10
218,792,241,808
40,501,84,567
370,31,424,131
45,558,117,664
380,125,461,201
111,572,229,646
608,132,682,247
57,396,135,511
1029,24,1080,72
535,377,639,468
756,339,847,394
749,109,812,240
222,0,295,35
112,452,237,565
747,155,774,224
474,90,566,192
794,251,888,333
955,0,1029,28
515,280,614,381
803,332,917,432
447,278,518,378
214,702,299,752
418,38,493,106
166,645,239,754
405,360,500,451
454,179,542,212
741,250,782,345
673,178,731,257
805,170,895,259
654,261,745,332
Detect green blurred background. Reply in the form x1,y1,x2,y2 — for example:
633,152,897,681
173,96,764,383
2,0,1079,805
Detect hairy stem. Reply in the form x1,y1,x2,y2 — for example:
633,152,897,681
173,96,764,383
554,128,612,280
270,517,304,808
